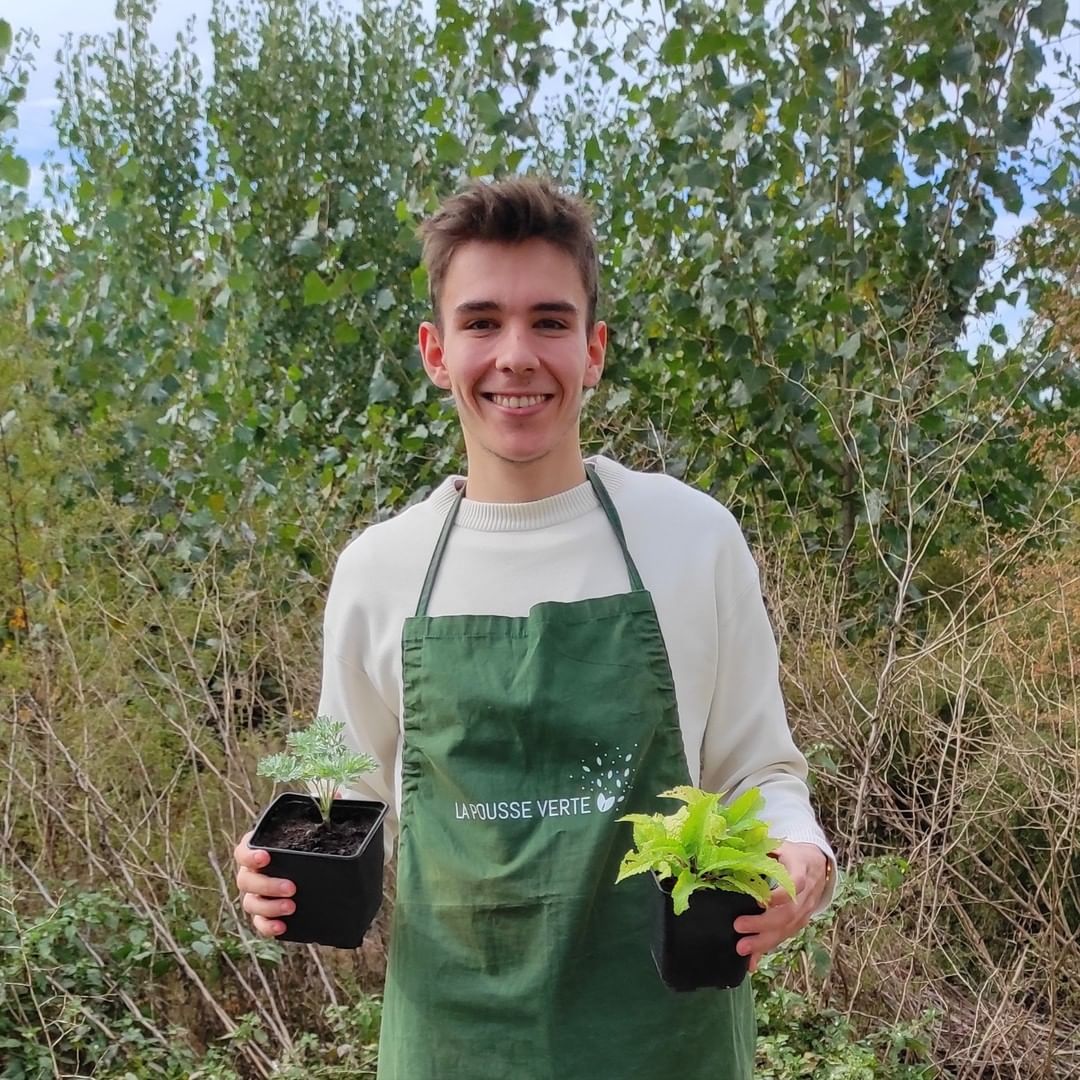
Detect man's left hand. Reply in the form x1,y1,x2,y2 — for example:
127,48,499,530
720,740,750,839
732,840,831,974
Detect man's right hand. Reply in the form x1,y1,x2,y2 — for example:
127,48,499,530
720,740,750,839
234,830,296,937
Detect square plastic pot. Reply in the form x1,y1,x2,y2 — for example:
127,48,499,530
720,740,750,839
249,793,387,949
651,873,763,991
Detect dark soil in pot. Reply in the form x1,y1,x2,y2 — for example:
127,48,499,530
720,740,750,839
255,811,371,856
652,874,763,992
249,792,387,949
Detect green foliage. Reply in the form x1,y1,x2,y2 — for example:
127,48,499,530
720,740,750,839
0,20,30,189
566,0,1078,610
0,878,278,1078
187,998,382,1080
753,858,938,1079
616,786,796,913
8,0,1073,634
257,715,377,823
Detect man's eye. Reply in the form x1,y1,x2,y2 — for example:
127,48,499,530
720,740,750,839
537,320,567,330
466,319,496,331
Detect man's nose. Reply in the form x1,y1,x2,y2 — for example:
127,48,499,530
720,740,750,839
495,330,539,373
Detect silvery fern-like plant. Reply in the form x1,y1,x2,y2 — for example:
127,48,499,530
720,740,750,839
615,786,797,915
257,716,377,825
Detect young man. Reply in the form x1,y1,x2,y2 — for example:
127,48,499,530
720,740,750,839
235,177,836,1079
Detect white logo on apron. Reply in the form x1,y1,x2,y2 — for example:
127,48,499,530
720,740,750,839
451,743,639,822
579,743,638,813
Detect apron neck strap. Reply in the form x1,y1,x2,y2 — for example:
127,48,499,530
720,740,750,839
415,479,466,617
585,463,645,592
414,463,645,617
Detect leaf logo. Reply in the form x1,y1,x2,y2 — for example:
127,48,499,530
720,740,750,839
578,744,638,815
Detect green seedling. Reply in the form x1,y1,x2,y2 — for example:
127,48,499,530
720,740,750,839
615,785,797,915
257,715,377,825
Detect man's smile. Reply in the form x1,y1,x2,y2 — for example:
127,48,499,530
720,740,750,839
481,392,555,412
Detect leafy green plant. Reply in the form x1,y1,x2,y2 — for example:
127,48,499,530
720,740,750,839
615,786,797,914
257,716,377,824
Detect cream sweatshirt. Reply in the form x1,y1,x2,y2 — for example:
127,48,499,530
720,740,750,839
317,455,836,904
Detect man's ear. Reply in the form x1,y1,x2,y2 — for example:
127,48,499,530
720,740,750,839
418,321,451,390
584,321,607,389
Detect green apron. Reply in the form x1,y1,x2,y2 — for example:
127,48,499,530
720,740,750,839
378,465,755,1079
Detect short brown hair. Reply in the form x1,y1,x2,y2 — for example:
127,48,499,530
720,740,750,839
418,176,600,330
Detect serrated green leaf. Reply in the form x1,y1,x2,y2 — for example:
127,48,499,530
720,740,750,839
616,784,790,908
333,320,360,345
661,26,687,65
681,790,719,866
303,271,331,306
411,265,429,301
167,295,197,324
435,131,465,164
671,868,696,915
257,716,375,821
723,787,764,830
353,266,377,295
942,42,975,80
473,89,503,128
0,153,29,188
1029,0,1066,35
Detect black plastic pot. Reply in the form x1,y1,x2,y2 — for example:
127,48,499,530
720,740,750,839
249,793,387,949
651,874,763,991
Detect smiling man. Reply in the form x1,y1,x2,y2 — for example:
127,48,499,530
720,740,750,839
234,177,836,1079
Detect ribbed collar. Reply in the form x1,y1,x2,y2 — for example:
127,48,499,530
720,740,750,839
427,455,623,532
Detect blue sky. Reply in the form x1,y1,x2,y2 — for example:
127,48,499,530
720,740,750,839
8,0,1080,353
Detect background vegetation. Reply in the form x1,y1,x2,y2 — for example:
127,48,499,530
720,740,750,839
1,0,1078,1075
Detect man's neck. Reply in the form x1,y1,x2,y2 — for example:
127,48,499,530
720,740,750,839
463,449,589,503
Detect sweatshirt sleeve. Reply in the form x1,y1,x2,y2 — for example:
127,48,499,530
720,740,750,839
701,537,838,913
316,540,401,861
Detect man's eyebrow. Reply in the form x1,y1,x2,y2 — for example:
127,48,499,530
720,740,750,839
453,300,580,316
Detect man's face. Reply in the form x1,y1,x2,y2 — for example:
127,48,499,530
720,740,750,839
418,238,606,483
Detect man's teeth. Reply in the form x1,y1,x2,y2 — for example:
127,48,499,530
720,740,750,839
490,394,548,408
